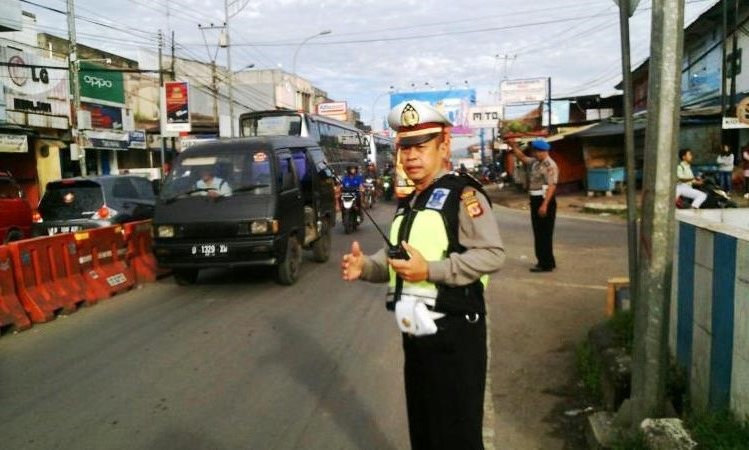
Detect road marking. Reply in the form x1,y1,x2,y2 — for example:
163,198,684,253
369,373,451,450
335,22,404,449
514,277,607,291
484,302,496,450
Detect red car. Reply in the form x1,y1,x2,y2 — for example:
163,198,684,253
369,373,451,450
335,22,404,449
0,171,33,243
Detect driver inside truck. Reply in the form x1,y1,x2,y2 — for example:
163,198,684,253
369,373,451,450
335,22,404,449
196,167,233,198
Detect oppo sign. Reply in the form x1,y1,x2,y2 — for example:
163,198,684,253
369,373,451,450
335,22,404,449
83,75,113,89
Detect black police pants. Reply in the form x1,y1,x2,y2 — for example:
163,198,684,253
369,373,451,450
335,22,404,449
402,314,487,450
530,195,556,269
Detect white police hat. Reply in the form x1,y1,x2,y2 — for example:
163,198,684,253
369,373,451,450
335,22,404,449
388,100,452,147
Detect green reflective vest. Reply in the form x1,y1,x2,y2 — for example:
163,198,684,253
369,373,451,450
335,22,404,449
386,174,489,316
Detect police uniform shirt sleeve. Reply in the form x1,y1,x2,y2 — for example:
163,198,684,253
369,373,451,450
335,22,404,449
427,187,505,286
543,159,559,185
360,247,390,283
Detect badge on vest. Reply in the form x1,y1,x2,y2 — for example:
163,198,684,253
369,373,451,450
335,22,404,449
461,190,484,218
426,188,450,210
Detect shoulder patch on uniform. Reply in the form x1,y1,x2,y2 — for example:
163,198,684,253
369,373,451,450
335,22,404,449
461,189,484,218
426,188,450,210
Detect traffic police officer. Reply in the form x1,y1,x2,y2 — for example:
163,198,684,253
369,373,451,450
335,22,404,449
509,138,558,272
341,100,505,449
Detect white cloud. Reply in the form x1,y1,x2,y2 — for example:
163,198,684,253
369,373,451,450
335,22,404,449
21,0,719,129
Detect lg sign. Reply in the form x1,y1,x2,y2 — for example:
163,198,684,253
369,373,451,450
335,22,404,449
7,55,50,87
83,75,113,89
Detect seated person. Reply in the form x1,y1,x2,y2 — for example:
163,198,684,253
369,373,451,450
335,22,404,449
196,167,232,197
676,148,706,208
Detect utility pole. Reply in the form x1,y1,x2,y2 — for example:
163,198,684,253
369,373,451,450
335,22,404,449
158,30,166,180
495,53,516,80
618,0,685,429
170,30,176,155
223,0,235,137
615,0,640,314
66,0,86,176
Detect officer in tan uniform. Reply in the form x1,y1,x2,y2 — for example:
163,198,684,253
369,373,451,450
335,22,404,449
509,138,558,272
341,100,505,449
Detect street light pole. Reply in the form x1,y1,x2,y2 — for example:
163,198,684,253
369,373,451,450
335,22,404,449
614,0,641,314
291,30,331,111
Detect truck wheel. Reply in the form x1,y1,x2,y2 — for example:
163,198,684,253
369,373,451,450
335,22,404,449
277,236,302,285
312,220,331,263
174,268,198,286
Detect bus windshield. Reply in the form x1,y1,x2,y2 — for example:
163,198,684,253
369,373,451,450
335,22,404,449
241,114,302,137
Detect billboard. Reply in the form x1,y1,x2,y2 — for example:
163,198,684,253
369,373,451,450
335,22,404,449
390,89,476,135
2,47,70,119
81,102,123,130
468,105,502,128
162,81,191,133
79,61,125,104
500,78,548,105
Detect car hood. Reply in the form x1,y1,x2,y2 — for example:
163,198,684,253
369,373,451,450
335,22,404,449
153,195,275,224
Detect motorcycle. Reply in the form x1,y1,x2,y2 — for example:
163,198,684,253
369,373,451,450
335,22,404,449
676,175,737,209
381,174,394,201
362,177,376,209
340,189,361,234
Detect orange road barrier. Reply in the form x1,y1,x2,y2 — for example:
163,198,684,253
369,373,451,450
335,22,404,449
123,220,169,284
74,226,135,300
0,245,32,333
7,235,84,323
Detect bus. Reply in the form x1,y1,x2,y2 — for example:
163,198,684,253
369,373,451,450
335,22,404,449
239,110,368,175
363,133,395,172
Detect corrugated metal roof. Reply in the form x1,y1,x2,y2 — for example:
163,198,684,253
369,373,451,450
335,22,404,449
546,123,598,142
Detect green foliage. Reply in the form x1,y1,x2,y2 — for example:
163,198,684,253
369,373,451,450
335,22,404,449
685,410,749,450
575,340,601,401
610,432,647,450
607,309,635,353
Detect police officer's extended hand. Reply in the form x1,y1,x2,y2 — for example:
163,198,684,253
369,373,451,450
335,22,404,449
388,241,428,282
341,241,365,281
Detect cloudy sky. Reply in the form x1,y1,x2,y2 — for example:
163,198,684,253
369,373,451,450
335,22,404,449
22,0,717,131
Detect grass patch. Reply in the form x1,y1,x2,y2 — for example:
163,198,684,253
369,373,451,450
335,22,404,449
685,410,749,450
607,310,635,354
575,340,602,401
610,432,648,450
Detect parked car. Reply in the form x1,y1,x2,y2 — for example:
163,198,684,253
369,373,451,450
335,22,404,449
152,136,336,286
32,175,156,236
0,171,33,243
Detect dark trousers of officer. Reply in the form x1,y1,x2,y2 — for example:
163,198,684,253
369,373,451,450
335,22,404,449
530,195,557,269
402,314,487,450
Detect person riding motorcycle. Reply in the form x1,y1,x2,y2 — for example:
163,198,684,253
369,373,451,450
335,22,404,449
341,165,364,218
380,163,394,200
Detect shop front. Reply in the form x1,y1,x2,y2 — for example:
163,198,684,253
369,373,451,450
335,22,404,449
1,45,70,204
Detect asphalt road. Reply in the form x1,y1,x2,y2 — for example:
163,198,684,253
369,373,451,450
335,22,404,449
0,197,628,450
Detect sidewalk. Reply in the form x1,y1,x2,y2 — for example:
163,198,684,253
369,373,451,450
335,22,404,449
486,182,749,217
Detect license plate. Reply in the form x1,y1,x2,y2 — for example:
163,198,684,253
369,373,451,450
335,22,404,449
47,226,81,235
191,244,229,257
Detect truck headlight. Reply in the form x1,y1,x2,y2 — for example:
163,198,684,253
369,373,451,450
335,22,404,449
157,225,174,238
250,220,279,234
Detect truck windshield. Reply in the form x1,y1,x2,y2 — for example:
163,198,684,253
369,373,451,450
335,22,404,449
241,114,302,137
160,151,273,201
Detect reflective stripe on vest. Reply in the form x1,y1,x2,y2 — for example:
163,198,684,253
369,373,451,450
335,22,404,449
388,209,447,301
